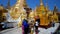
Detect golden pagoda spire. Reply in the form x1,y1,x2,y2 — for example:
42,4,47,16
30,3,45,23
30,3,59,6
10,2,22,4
15,0,21,8
10,0,28,20
36,0,45,15
10,0,23,20
12,0,28,9
23,0,28,8
40,0,43,5
39,0,45,11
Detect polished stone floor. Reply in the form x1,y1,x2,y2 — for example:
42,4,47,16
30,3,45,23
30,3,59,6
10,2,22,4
0,23,60,34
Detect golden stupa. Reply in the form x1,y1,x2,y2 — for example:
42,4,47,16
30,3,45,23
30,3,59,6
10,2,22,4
53,6,58,23
10,0,27,20
9,0,28,27
36,0,49,26
0,5,8,22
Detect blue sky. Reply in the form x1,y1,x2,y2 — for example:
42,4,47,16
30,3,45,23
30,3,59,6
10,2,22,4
0,0,60,11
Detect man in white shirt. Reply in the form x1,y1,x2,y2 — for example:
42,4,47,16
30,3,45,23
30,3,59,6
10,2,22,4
35,21,39,33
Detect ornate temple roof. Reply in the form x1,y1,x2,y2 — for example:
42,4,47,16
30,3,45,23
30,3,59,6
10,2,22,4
36,0,46,15
0,6,4,10
10,0,28,20
37,0,46,11
53,5,58,12
23,0,28,8
0,6,8,13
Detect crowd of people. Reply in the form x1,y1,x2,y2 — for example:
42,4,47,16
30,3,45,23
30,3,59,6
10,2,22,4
22,16,40,34
21,16,55,34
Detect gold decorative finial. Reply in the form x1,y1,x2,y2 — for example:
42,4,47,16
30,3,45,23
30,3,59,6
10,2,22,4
40,0,43,5
23,0,28,7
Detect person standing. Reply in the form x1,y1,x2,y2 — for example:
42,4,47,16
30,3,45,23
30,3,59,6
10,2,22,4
34,16,40,34
52,20,55,27
35,21,39,34
22,19,29,34
35,15,40,26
